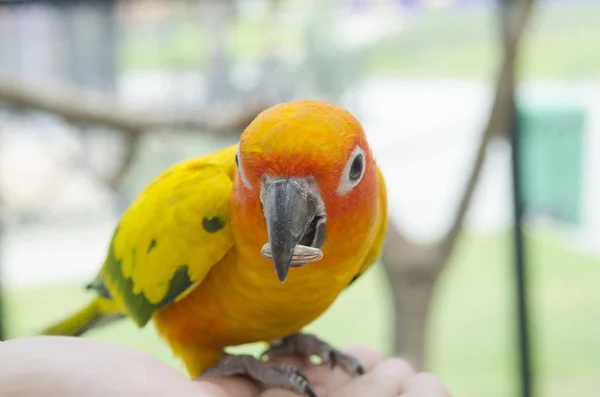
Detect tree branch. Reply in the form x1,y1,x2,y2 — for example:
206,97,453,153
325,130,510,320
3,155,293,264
380,0,536,366
382,222,441,278
0,74,267,135
436,0,535,265
105,131,141,189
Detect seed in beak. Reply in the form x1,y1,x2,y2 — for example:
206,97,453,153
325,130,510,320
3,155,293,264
261,243,323,268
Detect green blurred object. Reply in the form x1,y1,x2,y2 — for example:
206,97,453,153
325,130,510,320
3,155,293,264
516,101,586,225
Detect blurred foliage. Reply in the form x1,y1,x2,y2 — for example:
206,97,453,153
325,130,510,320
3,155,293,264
117,3,600,79
7,228,600,397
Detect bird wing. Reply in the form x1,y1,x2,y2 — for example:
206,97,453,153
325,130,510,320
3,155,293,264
96,144,238,327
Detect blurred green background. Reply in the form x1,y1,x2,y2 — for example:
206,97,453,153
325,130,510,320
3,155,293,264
116,3,600,79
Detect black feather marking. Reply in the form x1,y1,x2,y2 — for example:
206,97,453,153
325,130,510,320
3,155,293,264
157,265,194,308
147,239,157,254
103,227,196,327
203,216,225,233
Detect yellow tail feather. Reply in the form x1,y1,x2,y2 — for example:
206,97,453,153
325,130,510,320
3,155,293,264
42,297,124,337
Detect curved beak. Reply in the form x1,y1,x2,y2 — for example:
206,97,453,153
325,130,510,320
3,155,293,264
261,178,319,283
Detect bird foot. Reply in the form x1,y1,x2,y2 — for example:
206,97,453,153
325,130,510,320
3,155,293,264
261,333,365,376
200,354,316,397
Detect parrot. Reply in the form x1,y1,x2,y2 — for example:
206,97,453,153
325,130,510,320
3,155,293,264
41,99,388,397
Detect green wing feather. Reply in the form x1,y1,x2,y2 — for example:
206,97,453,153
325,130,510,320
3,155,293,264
96,145,238,327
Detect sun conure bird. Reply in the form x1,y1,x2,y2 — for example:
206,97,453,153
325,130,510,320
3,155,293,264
41,99,388,396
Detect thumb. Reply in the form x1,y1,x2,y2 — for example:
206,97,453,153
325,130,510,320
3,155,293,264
399,372,452,397
326,358,415,397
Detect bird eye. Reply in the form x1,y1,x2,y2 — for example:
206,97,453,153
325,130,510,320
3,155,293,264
337,146,366,195
349,154,363,182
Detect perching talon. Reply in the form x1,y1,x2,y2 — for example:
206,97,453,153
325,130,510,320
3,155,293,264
261,333,365,376
200,353,317,397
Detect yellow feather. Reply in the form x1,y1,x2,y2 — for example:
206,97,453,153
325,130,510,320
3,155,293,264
42,297,122,336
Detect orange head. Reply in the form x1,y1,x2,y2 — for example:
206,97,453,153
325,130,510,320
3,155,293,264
231,100,380,283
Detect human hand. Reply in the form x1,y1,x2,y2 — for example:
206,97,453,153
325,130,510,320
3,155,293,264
0,336,450,397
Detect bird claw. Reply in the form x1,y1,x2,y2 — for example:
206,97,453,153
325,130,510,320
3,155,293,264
261,333,365,376
199,354,316,397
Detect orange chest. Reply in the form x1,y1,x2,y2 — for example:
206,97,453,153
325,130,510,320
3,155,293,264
153,247,365,349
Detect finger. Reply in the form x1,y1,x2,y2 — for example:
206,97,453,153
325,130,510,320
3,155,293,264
0,336,224,397
304,345,384,395
326,358,415,397
259,389,298,397
399,372,452,397
260,345,384,397
195,376,259,397
331,344,384,372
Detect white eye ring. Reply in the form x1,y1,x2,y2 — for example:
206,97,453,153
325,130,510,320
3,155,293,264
236,144,252,190
337,146,366,195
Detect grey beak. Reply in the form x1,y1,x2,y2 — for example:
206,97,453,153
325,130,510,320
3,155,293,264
261,178,317,283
